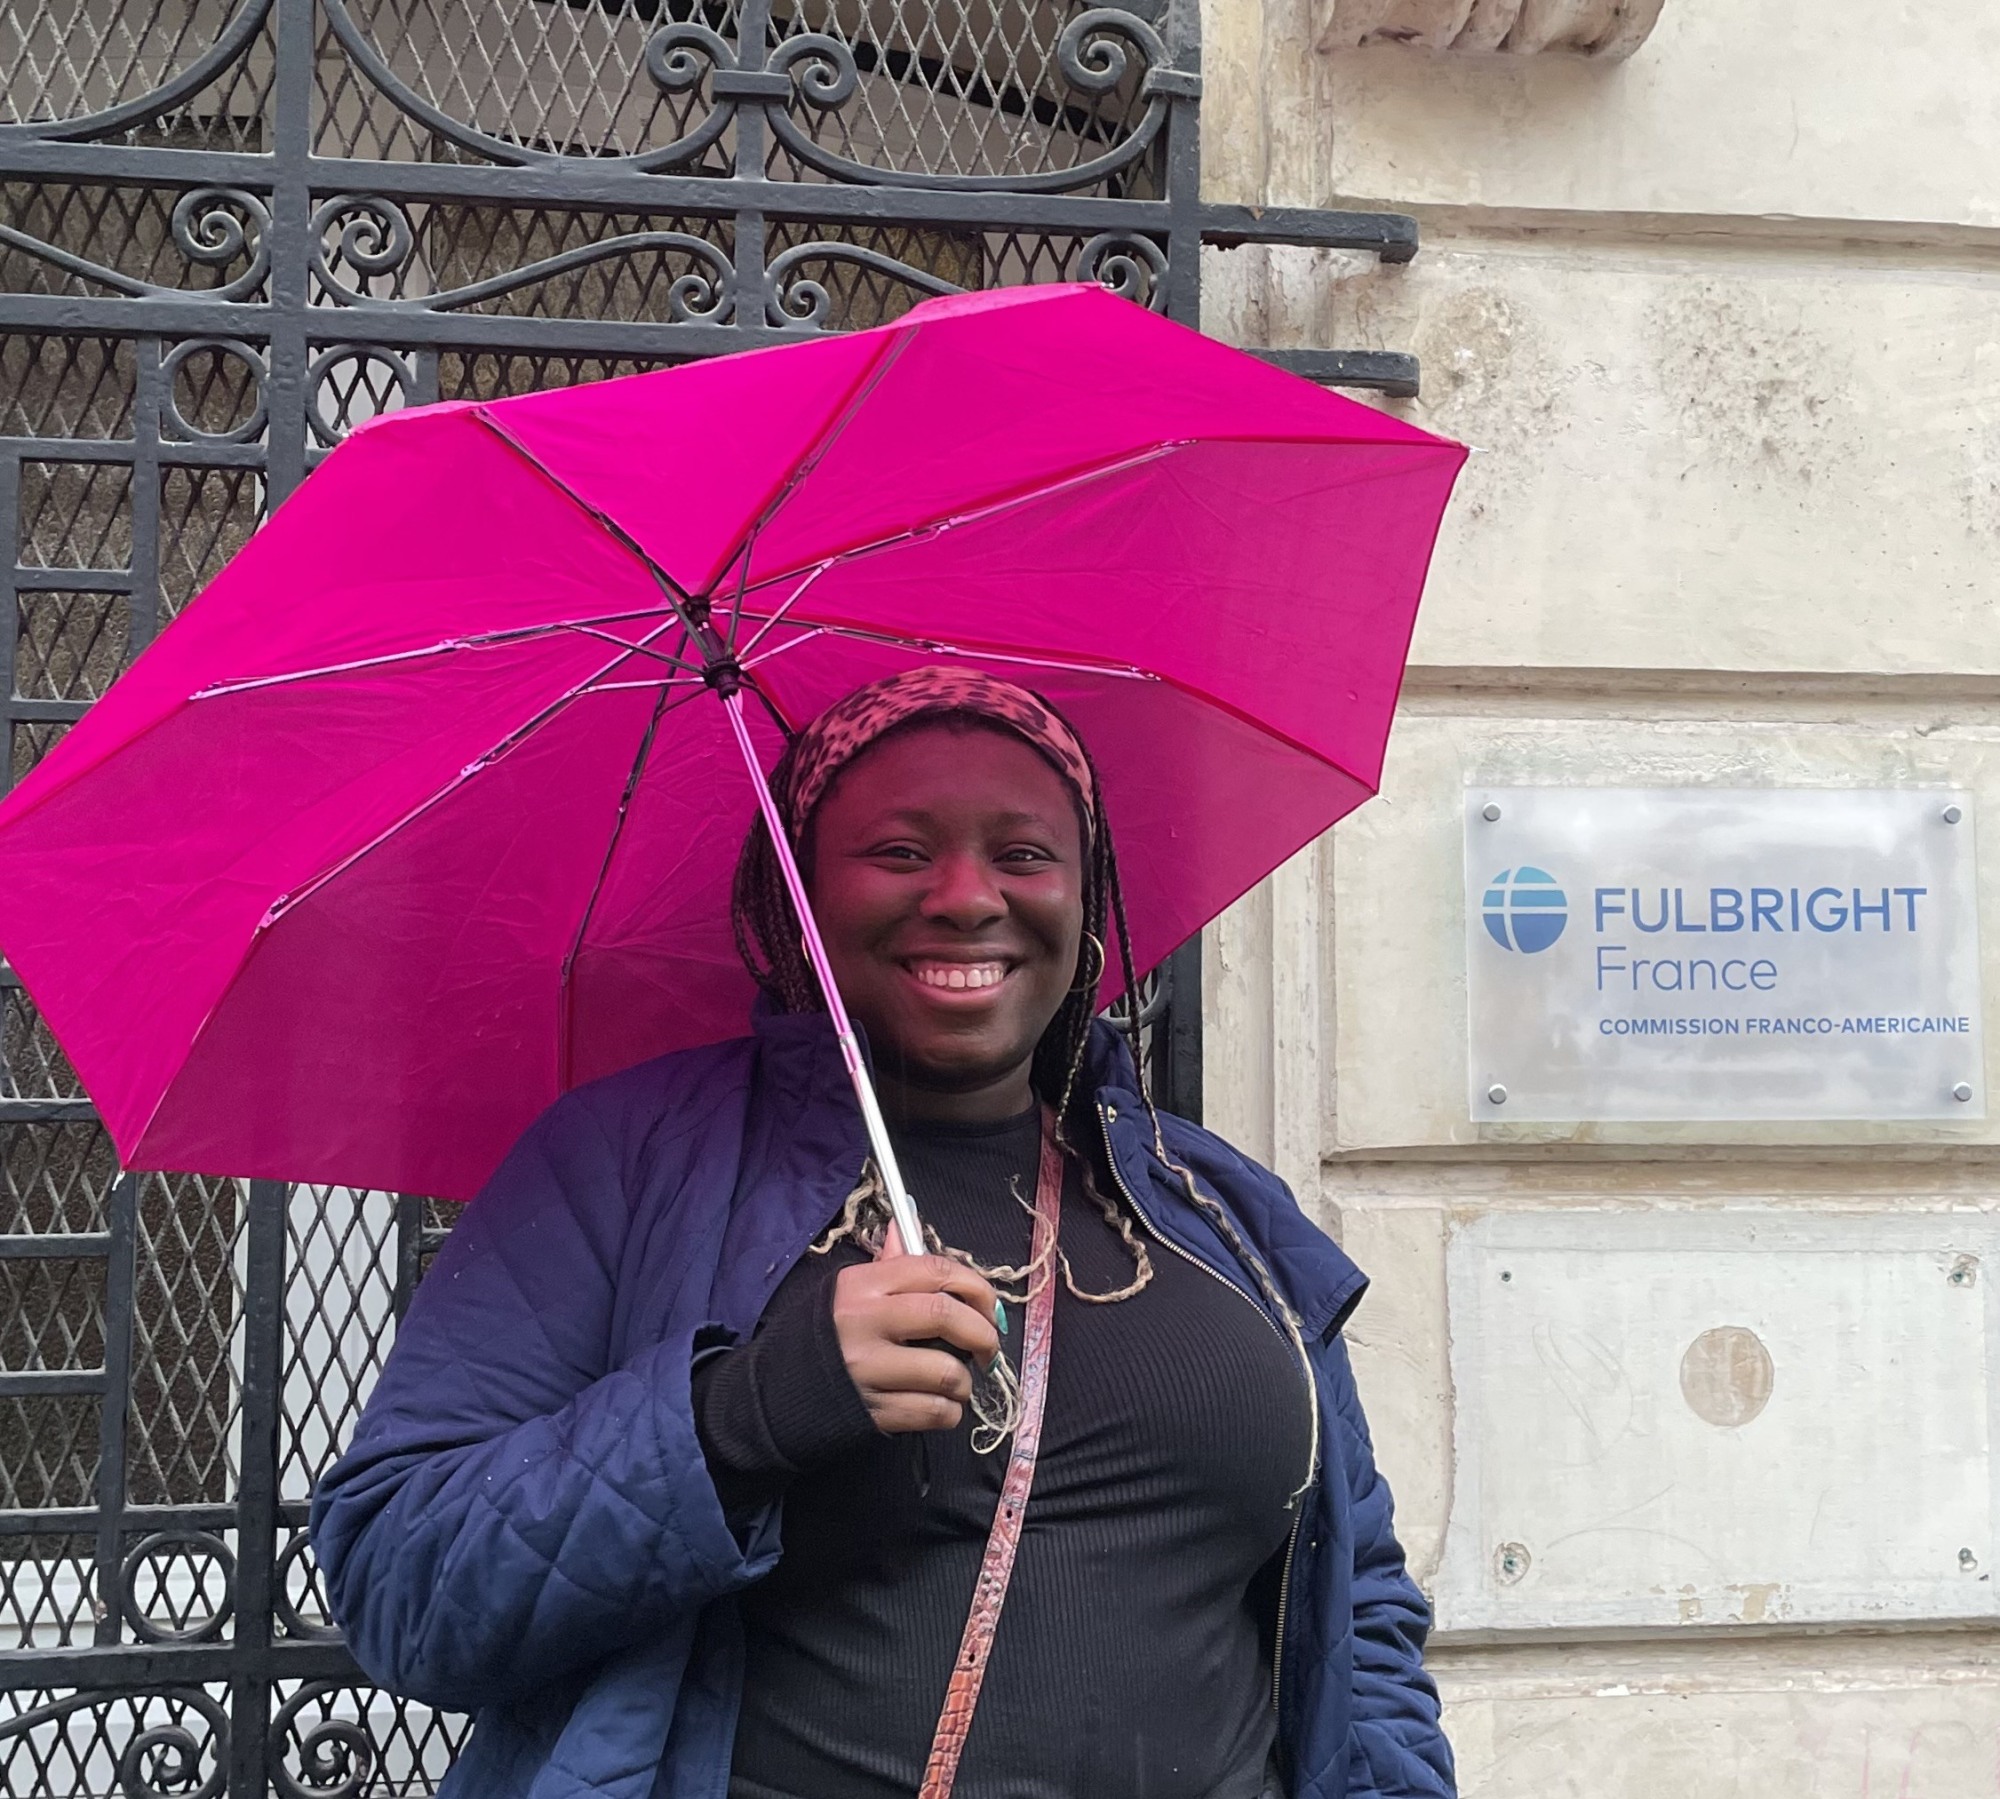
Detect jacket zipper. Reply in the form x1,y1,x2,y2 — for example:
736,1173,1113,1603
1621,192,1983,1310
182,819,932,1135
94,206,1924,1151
1269,1503,1305,1715
1094,1102,1317,1714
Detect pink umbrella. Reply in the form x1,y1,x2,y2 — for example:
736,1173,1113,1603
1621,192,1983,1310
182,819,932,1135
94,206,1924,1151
0,284,1464,1224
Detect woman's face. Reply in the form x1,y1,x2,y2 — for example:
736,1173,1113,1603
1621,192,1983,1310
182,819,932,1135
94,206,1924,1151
807,722,1085,1120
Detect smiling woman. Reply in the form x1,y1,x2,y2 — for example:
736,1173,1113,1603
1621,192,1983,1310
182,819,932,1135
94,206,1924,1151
309,668,1455,1799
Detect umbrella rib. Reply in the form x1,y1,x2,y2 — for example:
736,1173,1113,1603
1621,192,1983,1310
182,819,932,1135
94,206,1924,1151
741,621,1155,685
720,439,1185,640
187,610,696,701
250,618,690,933
712,325,918,658
725,438,1179,669
470,408,711,627
744,618,1384,795
574,675,708,694
730,564,831,667
556,674,700,1092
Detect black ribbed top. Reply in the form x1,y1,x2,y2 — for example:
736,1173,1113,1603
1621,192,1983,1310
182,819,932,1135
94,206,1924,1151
697,1107,1313,1799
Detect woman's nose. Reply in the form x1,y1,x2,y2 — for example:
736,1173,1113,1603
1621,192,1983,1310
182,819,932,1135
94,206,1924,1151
920,851,1005,927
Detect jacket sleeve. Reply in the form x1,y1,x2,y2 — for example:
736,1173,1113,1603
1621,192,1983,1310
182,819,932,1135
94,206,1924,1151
1324,1335,1457,1799
307,1095,773,1713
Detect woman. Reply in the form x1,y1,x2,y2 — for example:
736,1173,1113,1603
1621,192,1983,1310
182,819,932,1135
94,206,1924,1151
311,668,1454,1799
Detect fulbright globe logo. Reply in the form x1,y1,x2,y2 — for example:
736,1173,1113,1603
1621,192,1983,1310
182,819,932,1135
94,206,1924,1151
1482,867,1568,954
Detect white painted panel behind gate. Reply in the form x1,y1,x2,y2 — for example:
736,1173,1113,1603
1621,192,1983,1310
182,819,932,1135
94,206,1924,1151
1434,1211,1999,1634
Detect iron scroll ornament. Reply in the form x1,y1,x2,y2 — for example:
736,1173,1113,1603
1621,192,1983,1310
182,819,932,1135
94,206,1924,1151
0,188,271,303
266,1684,377,1799
318,1,747,172
763,9,1192,193
161,339,271,445
273,1528,345,1644
0,1688,230,1799
764,241,965,328
119,1529,239,1645
317,0,1184,191
308,194,736,324
766,229,1167,326
0,0,274,145
305,345,418,448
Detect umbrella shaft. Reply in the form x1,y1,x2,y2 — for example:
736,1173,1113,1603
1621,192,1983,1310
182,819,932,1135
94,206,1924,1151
721,692,925,1258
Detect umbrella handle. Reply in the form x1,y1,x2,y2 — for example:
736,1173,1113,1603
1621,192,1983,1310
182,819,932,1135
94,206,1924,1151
722,692,926,1259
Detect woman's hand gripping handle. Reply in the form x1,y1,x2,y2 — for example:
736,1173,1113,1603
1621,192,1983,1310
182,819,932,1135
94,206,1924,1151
830,1255,1002,1434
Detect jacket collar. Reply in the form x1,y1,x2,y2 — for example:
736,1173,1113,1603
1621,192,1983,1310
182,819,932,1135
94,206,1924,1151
1083,1018,1367,1343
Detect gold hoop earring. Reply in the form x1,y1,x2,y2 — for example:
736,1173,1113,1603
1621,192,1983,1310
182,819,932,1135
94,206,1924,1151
1070,931,1106,995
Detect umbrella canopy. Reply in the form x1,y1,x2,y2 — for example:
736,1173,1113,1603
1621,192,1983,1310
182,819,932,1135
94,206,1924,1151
0,284,1464,1201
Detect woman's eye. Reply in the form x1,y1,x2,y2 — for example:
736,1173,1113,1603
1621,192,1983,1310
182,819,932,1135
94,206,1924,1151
998,846,1055,867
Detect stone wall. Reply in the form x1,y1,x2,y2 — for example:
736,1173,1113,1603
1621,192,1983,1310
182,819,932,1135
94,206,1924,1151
1199,0,2000,1790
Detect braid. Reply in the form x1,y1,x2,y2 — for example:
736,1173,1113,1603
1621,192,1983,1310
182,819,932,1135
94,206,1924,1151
731,736,820,1013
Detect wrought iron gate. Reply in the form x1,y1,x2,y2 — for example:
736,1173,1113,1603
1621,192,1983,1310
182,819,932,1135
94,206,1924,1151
0,3,1417,1791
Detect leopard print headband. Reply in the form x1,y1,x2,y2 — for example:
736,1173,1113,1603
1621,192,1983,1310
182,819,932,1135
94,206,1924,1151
783,666,1096,839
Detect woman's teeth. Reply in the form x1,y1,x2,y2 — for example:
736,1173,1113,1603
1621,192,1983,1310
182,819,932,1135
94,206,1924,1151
913,963,1006,991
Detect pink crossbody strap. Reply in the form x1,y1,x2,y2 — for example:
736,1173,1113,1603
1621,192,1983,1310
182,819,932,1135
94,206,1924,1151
916,1109,1064,1799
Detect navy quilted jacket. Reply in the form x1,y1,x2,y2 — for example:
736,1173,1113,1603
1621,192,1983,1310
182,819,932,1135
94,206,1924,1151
310,1009,1455,1799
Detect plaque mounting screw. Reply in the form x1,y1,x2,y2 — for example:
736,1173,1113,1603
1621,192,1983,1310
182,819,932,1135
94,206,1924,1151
1495,1542,1531,1584
1481,802,1502,822
1960,1547,1980,1572
1486,1084,1508,1105
1948,1256,1978,1288
1953,1082,1974,1103
1943,804,1964,824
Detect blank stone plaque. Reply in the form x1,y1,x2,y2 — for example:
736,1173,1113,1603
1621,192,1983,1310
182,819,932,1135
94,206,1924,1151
1434,1211,1999,1633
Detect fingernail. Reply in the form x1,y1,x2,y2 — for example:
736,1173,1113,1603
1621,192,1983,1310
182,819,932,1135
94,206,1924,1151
994,1299,1008,1334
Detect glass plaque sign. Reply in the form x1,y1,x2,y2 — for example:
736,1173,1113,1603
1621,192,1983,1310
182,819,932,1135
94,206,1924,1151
1465,788,1984,1121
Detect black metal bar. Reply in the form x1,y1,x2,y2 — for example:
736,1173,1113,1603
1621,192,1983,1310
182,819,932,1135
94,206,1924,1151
1164,936,1203,1124
0,297,1425,390
0,1370,107,1397
127,340,164,657
0,1503,245,1535
0,143,278,187
411,348,441,409
0,439,267,471
0,437,137,465
12,567,137,593
1160,0,1202,329
1199,202,1420,261
1251,348,1423,397
332,171,1188,234
0,138,1425,255
0,1100,99,1121
91,1174,138,1647
0,446,20,804
391,1192,425,1323
225,1179,289,1799
0,1639,362,1690
2,699,90,723
264,0,315,512
0,1232,111,1258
